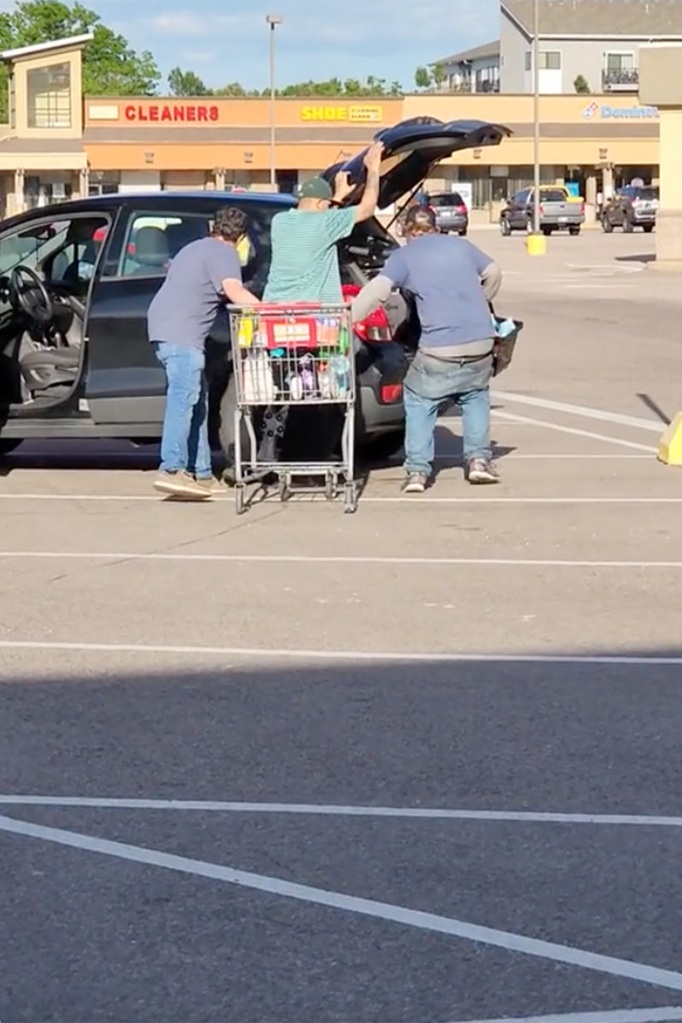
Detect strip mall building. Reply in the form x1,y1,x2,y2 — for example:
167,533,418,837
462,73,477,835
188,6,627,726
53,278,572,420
0,35,660,220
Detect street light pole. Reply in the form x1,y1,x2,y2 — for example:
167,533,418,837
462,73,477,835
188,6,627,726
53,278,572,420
532,0,541,240
266,14,282,191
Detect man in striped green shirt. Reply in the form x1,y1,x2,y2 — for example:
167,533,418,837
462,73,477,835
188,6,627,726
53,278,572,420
263,141,384,303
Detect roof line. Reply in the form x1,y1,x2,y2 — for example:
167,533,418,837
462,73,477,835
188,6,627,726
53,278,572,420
0,33,93,61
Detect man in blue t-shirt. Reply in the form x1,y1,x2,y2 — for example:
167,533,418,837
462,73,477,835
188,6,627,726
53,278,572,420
147,206,259,500
351,205,502,493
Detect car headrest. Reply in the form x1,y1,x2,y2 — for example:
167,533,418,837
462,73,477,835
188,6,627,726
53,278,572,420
134,226,169,266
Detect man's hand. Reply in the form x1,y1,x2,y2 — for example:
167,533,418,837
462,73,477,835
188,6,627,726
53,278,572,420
363,141,384,174
333,170,354,203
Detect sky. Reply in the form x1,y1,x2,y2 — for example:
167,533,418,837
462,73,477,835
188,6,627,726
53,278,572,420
82,0,500,92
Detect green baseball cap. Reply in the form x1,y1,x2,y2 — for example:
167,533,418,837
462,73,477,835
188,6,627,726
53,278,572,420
298,176,333,200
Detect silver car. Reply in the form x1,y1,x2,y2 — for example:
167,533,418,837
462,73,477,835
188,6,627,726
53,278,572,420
426,191,469,236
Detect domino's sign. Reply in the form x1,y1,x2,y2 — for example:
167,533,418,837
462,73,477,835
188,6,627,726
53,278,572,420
582,102,659,120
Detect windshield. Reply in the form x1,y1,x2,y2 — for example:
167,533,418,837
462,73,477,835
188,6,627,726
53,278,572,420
428,194,463,207
0,222,71,276
636,187,658,201
540,189,569,203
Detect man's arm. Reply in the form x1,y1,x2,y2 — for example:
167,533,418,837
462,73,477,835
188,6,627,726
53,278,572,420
351,248,406,322
353,142,384,223
222,278,259,306
465,239,502,302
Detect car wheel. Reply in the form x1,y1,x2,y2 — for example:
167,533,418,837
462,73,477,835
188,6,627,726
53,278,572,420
0,439,22,457
458,228,468,237
643,225,654,233
218,376,266,480
569,226,581,236
601,216,613,233
500,218,511,236
542,226,552,237
359,429,405,464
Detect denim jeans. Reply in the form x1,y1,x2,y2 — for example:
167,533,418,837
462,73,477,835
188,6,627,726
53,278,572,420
403,348,493,476
153,342,212,479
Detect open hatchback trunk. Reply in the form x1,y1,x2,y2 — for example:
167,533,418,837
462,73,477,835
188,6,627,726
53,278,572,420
322,116,512,209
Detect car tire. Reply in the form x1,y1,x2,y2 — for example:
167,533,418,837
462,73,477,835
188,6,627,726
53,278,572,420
458,228,468,237
360,429,405,464
643,225,654,233
569,226,581,236
0,439,22,457
500,219,511,236
542,226,552,236
601,217,613,233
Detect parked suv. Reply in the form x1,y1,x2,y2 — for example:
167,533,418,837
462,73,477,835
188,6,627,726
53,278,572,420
601,185,658,233
0,116,510,462
424,191,469,235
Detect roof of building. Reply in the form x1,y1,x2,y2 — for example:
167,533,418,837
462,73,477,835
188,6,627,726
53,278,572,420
502,0,682,37
431,40,500,67
0,33,93,63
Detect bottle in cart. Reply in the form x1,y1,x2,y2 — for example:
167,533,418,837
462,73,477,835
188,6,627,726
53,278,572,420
328,353,350,397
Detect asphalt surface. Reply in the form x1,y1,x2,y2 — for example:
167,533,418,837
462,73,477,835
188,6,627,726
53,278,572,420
1,229,682,1023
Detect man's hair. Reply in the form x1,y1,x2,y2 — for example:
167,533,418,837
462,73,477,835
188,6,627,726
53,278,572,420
212,206,249,242
404,204,437,235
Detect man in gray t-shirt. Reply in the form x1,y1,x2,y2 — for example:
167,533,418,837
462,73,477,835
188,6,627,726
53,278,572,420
147,206,259,500
352,205,502,493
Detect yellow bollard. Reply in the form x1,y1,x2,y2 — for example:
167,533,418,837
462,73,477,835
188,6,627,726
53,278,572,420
657,412,682,465
526,232,546,256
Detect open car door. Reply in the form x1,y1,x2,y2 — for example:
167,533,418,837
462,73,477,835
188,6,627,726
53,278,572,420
322,117,512,209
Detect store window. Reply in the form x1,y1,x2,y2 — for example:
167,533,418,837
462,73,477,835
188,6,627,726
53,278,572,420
24,174,73,208
27,62,71,129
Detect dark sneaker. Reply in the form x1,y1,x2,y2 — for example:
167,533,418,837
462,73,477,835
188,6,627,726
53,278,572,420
466,458,500,485
153,470,211,500
401,471,429,494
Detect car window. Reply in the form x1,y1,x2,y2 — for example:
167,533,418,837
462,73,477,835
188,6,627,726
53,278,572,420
636,187,658,201
540,189,570,202
513,190,529,204
428,194,454,207
0,215,110,296
116,201,294,293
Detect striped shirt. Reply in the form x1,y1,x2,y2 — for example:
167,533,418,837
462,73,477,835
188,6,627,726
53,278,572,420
263,207,355,304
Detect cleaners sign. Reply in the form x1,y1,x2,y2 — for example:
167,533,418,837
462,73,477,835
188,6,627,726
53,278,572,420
582,101,659,120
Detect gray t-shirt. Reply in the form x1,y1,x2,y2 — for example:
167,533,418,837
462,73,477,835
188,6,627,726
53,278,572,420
147,237,242,349
382,233,493,349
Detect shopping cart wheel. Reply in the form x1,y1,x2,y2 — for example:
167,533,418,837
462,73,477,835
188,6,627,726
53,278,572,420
343,482,358,514
235,484,246,516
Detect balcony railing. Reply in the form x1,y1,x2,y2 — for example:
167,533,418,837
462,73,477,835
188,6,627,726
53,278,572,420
448,80,500,94
602,67,639,91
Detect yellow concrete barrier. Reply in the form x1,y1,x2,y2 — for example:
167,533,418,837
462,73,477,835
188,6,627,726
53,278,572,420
657,412,682,465
526,233,546,256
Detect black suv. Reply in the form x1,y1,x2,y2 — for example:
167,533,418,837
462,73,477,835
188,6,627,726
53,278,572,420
601,186,659,233
0,117,509,461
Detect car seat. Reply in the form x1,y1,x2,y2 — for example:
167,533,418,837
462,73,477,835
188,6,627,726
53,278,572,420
129,227,170,275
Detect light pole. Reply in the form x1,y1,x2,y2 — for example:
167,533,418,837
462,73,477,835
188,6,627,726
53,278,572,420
266,13,282,190
530,0,544,252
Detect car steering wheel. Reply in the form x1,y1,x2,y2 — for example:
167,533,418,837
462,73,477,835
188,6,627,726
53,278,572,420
9,265,54,326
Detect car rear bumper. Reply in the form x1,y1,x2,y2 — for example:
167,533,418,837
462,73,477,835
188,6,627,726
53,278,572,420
359,383,405,436
435,214,468,232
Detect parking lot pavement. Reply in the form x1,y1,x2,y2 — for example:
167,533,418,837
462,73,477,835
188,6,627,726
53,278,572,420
1,232,682,1023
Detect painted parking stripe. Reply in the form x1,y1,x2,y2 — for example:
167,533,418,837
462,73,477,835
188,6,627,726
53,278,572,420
494,391,664,433
1,640,682,666
2,814,682,993
0,494,677,504
1,551,681,569
446,1008,682,1023
1,797,682,828
493,410,657,452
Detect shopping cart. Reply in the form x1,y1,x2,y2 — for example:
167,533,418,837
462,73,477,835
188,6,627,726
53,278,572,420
227,303,358,515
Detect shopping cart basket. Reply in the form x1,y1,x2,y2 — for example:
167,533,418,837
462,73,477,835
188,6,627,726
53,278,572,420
228,303,358,514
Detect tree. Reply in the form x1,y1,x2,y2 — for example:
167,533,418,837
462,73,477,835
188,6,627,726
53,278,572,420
574,74,591,94
414,66,432,90
0,0,160,118
211,76,403,98
431,63,447,89
168,67,210,97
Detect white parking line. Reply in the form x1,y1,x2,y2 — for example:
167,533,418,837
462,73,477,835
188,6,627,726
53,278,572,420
494,392,664,433
493,411,657,452
1,551,681,569
1,797,681,828
0,493,676,504
2,814,682,993
446,1009,682,1023
1,640,681,666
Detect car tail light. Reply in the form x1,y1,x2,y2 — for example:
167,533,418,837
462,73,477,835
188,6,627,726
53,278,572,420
342,284,393,343
381,384,403,403
455,204,467,214
539,204,544,216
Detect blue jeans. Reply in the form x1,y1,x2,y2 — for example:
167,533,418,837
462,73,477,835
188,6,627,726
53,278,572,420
153,342,212,479
403,348,493,476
